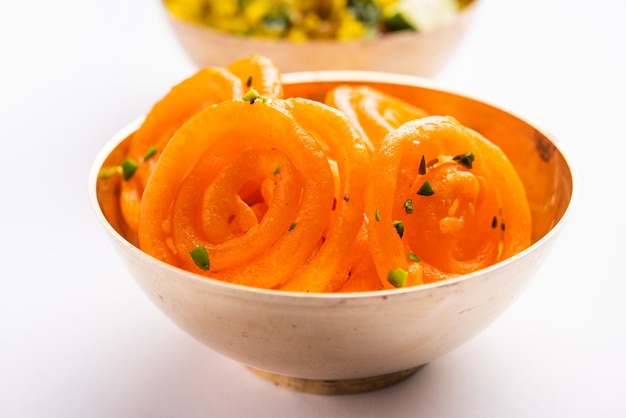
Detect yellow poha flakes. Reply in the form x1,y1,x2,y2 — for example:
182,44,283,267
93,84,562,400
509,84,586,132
163,0,465,41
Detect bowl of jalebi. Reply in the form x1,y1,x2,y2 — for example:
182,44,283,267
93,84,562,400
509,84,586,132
89,55,575,395
161,0,479,76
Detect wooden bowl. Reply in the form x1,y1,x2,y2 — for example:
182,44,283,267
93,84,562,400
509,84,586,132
162,1,480,76
89,70,575,394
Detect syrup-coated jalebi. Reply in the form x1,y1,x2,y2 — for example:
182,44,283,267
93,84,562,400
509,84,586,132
324,85,428,152
101,54,532,292
119,54,282,232
138,96,369,292
364,115,531,288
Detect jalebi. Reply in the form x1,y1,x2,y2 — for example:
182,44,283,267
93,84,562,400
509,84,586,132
118,55,282,232
100,54,532,292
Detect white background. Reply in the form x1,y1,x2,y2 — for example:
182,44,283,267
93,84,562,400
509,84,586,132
1,0,625,417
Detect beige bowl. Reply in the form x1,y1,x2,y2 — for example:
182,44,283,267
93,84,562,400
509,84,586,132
162,1,480,76
89,71,575,395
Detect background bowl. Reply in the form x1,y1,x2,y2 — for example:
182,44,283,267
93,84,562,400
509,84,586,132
162,0,480,76
89,71,575,395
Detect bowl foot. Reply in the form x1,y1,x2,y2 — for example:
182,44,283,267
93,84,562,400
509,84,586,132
246,365,425,395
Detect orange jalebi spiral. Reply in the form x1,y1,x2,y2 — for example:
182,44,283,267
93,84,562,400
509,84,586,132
138,96,369,291
365,115,532,288
324,85,428,152
100,55,533,293
119,55,283,232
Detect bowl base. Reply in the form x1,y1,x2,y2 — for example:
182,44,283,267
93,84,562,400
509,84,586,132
247,365,425,395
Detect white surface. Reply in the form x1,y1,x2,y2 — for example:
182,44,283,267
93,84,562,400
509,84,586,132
1,0,624,417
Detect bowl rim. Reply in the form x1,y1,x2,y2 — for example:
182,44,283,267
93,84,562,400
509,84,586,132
89,69,578,302
161,0,481,46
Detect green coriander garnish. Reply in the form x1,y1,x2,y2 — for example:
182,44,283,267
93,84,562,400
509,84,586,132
418,155,427,175
121,158,139,180
416,180,434,196
375,209,381,222
393,220,404,238
404,199,413,214
246,75,252,87
288,221,297,231
387,269,408,288
272,166,280,175
189,246,210,271
453,152,475,168
407,252,421,262
143,145,157,161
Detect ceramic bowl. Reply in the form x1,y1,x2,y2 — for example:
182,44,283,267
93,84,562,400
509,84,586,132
89,71,575,395
162,0,480,76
